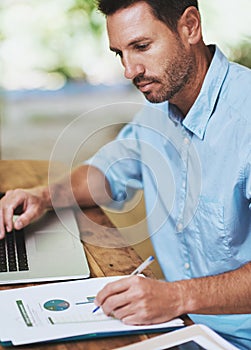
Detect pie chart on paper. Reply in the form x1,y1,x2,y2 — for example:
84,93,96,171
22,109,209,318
43,299,70,311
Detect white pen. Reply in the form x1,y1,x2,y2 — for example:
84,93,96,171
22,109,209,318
92,255,155,313
130,255,155,275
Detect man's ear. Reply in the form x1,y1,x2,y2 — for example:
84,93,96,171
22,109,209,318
178,6,202,45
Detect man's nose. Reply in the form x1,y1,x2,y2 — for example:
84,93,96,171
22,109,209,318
122,56,144,80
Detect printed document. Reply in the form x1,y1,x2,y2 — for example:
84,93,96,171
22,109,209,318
0,276,183,346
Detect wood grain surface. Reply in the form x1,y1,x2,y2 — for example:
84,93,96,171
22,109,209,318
0,160,166,350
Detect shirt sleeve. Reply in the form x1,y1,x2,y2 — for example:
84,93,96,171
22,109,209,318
84,121,143,205
246,151,251,210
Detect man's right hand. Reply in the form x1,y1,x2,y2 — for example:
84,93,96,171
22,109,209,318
0,187,49,239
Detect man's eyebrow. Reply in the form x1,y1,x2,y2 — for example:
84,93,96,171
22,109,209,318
129,36,150,45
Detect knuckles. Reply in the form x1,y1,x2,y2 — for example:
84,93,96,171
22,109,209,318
5,189,23,197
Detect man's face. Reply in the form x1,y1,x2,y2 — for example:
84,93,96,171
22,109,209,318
107,2,196,104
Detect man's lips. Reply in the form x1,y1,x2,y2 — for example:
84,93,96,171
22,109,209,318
136,81,155,92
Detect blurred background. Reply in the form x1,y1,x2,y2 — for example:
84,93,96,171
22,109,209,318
0,0,250,162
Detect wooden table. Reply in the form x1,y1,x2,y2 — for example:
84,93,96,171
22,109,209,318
0,160,171,350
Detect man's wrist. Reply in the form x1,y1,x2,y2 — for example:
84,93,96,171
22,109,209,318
31,186,52,210
172,279,200,316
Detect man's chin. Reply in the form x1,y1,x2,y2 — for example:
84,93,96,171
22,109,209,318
144,92,168,104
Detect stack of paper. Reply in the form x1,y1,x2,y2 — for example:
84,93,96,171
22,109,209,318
0,276,184,346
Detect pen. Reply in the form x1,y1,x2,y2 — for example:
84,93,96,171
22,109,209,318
92,255,155,313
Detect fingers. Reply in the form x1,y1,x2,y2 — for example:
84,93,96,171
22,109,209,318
0,188,45,238
95,276,174,325
0,191,19,238
0,210,6,239
102,290,131,318
14,209,33,231
95,276,131,308
4,195,24,232
95,276,147,323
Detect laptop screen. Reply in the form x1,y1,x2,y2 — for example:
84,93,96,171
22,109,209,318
167,342,206,350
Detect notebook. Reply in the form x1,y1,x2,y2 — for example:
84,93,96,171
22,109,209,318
0,208,90,284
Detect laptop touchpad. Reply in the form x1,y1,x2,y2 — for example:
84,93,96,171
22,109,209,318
34,231,75,252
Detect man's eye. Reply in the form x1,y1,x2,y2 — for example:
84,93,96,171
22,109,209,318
136,44,149,51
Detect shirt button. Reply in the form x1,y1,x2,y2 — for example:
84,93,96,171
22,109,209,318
176,223,183,232
117,191,126,201
184,263,190,270
183,137,190,145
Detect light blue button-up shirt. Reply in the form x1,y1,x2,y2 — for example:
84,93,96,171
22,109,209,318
86,46,251,349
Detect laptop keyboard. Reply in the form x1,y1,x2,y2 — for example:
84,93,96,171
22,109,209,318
0,229,29,272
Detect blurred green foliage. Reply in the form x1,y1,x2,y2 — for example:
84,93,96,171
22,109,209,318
0,0,106,87
230,38,251,68
40,0,105,81
69,0,103,36
0,0,250,89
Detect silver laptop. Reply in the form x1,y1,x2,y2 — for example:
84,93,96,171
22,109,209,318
0,208,90,284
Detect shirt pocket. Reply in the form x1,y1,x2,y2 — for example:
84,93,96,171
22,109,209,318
192,198,233,262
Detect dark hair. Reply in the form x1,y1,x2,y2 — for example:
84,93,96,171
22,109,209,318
96,0,199,32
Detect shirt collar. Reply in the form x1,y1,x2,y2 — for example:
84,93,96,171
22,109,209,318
182,45,229,140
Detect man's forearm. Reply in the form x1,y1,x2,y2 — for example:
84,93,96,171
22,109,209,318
93,262,251,325
44,164,112,209
176,262,251,315
0,165,112,237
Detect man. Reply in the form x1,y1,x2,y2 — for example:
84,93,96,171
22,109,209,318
0,1,251,348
